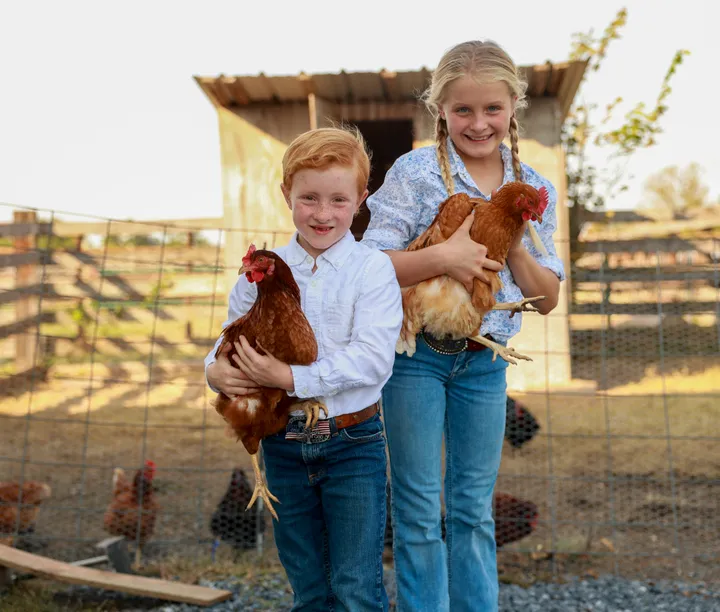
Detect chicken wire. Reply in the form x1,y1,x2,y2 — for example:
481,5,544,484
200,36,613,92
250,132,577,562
0,202,718,585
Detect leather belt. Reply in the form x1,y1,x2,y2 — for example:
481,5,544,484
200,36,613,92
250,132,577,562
333,402,379,430
421,329,492,356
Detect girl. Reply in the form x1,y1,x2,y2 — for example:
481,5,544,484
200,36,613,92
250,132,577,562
361,41,565,612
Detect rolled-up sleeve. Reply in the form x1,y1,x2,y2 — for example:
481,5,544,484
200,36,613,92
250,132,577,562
361,158,418,251
289,254,402,399
527,183,565,281
204,275,257,392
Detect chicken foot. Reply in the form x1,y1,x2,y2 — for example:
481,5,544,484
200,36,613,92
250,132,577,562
247,451,280,521
293,399,328,430
468,334,533,366
492,296,546,318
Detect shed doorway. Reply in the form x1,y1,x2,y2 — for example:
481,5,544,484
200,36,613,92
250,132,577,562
350,119,414,240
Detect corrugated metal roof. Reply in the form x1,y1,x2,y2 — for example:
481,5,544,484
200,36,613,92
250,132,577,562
195,61,588,122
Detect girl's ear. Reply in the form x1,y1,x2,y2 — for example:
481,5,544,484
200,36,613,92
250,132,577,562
280,183,291,209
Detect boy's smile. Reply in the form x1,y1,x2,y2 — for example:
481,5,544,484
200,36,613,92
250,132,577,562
282,164,368,260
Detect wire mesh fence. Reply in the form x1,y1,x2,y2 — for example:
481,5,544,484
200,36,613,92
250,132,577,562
1,201,718,585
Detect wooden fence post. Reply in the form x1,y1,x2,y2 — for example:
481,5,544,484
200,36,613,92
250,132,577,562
13,210,39,373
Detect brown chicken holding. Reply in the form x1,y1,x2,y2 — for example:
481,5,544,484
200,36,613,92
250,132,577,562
213,245,326,520
396,182,549,363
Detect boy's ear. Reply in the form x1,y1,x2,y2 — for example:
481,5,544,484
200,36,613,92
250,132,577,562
280,183,291,208
354,189,369,217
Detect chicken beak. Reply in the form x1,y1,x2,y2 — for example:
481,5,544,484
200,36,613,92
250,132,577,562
238,265,249,276
534,213,543,224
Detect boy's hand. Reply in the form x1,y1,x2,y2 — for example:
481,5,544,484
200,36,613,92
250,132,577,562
233,336,295,392
207,342,261,397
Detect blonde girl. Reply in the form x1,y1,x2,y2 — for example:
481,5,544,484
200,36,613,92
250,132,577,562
361,41,564,612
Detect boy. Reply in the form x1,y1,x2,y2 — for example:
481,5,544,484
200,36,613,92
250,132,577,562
205,127,402,611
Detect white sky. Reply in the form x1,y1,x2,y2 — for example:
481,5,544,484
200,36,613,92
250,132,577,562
0,0,716,223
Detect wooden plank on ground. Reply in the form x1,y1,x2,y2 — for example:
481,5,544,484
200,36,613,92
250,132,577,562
0,544,233,606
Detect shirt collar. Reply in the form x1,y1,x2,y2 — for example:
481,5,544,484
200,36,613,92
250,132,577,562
431,138,517,192
284,230,355,270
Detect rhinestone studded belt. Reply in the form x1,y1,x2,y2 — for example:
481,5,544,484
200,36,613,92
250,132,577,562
420,329,469,355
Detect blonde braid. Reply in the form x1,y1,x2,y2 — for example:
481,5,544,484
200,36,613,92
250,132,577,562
509,114,549,256
435,117,455,196
508,115,523,182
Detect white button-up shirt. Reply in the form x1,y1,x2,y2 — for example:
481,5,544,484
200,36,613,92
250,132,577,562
204,231,403,419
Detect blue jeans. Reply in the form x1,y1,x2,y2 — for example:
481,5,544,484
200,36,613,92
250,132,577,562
262,412,389,612
383,336,508,612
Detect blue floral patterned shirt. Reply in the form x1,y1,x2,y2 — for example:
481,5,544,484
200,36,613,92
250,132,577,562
360,139,565,342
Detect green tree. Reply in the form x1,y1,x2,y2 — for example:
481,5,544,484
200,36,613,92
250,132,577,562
562,7,689,254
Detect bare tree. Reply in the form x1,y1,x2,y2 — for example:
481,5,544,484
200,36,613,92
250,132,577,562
642,163,710,215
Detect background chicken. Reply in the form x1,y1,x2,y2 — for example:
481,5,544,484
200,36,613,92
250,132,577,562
209,467,265,560
213,244,325,520
396,182,549,363
103,460,159,566
384,486,538,551
505,395,541,449
0,480,51,547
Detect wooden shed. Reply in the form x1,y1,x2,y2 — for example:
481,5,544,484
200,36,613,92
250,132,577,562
194,60,588,390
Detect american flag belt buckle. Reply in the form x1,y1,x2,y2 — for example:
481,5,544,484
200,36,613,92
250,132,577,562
421,329,468,356
285,412,332,444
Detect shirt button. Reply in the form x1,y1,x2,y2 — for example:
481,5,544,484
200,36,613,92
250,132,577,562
305,256,312,264
311,280,317,288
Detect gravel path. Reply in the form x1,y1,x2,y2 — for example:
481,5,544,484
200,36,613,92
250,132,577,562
43,570,719,611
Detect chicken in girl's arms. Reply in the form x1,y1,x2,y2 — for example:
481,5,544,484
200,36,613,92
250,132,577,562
397,181,548,363
212,244,326,520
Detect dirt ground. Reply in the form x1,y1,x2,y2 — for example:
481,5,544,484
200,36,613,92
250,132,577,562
1,356,718,584
1,244,718,584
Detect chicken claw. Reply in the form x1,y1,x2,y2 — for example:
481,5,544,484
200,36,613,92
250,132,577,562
492,296,546,318
247,452,280,521
468,334,533,365
294,399,328,430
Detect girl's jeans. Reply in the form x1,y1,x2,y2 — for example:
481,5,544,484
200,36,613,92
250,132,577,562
263,412,389,612
383,335,508,612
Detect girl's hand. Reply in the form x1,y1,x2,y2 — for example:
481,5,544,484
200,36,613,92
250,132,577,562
440,212,504,292
232,337,294,392
207,342,262,397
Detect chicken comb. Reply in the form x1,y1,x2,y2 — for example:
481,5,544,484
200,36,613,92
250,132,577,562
144,460,156,469
537,187,549,214
242,244,257,267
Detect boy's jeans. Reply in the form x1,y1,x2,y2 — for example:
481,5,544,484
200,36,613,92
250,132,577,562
263,412,389,612
383,335,508,612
